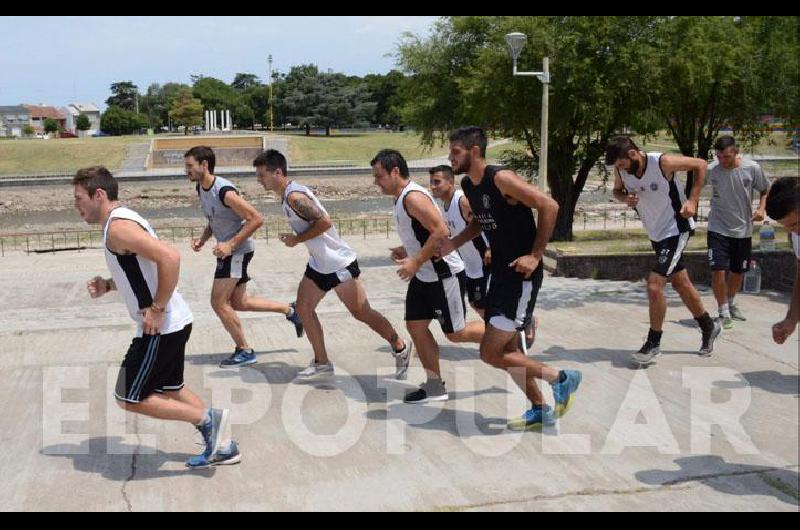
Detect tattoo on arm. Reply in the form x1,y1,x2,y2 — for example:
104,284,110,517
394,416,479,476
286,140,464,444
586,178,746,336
291,195,323,222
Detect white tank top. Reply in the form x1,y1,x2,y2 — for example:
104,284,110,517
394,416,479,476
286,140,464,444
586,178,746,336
443,189,489,279
283,182,357,274
620,152,696,242
394,181,464,283
103,208,193,337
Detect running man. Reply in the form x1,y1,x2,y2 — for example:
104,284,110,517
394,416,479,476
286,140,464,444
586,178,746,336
429,165,538,353
606,136,722,365
253,149,413,381
706,135,770,329
185,146,303,368
372,149,485,404
765,177,800,345
74,166,239,469
443,127,581,430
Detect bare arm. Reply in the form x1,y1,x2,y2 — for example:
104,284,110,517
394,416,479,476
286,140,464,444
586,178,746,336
223,192,264,251
107,220,180,335
286,192,333,243
399,191,450,280
661,154,707,218
774,260,800,344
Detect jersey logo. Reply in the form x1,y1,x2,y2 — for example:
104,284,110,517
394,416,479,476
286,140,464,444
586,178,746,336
482,195,491,210
650,183,659,192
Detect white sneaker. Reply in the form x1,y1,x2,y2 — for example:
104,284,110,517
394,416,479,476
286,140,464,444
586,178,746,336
295,360,335,381
393,339,413,380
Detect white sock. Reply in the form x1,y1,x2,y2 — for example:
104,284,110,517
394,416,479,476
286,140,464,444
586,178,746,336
719,303,731,318
196,409,211,428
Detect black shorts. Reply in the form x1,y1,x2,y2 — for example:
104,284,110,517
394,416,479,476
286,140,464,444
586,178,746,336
215,251,254,285
651,233,692,278
305,260,361,292
465,274,489,309
115,324,192,404
708,232,752,274
405,272,467,334
485,264,543,332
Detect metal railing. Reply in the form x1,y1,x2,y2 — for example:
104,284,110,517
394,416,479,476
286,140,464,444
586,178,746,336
0,216,396,256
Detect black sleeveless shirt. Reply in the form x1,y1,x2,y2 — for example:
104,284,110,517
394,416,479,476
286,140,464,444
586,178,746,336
461,165,537,276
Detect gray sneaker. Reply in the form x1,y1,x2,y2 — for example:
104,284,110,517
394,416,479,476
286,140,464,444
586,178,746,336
699,319,722,357
295,360,335,381
393,339,413,380
404,379,449,404
632,341,661,366
730,304,747,322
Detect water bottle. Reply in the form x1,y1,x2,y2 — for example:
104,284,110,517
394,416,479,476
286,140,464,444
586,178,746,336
743,260,762,294
760,221,776,251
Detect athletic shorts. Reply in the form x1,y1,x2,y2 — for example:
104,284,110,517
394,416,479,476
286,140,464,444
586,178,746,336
485,264,543,333
708,232,752,274
305,260,361,292
465,273,489,310
115,324,192,404
651,232,692,278
405,272,467,334
215,251,254,285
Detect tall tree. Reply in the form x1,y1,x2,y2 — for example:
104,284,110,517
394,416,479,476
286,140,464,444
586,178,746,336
106,81,140,112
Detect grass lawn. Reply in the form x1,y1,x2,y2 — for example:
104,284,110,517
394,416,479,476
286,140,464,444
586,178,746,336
0,136,149,176
284,132,447,165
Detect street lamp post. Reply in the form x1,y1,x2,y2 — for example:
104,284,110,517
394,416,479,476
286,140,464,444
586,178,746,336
505,32,550,186
268,54,274,132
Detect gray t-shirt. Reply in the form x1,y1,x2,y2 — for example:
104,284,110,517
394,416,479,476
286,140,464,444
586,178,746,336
197,176,255,256
707,158,770,238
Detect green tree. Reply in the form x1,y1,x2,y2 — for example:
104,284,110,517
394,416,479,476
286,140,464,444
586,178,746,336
44,118,59,134
106,81,139,112
169,88,204,135
398,16,663,240
100,106,148,136
231,73,262,91
364,70,407,127
76,114,91,132
22,124,35,137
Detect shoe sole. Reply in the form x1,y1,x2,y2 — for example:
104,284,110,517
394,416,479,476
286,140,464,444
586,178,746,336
633,351,662,366
507,420,556,432
294,371,335,382
554,376,582,419
186,454,242,470
219,359,258,368
404,394,449,405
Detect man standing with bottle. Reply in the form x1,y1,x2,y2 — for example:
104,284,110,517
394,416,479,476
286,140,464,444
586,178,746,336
706,136,770,329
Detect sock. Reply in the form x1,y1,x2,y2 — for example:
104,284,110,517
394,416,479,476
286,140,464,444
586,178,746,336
648,329,663,346
696,312,714,332
719,303,731,318
729,295,736,306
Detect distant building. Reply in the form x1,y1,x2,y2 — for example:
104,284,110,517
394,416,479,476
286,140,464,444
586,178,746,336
0,105,32,137
64,103,101,136
23,105,67,134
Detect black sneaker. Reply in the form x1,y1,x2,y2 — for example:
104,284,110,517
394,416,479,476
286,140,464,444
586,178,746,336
632,341,661,365
699,319,722,357
403,380,449,404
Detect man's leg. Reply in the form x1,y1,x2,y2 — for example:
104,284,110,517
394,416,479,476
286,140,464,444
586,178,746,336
119,394,205,425
670,269,707,318
211,278,250,350
295,276,329,364
231,283,291,315
647,272,669,332
335,278,405,352
406,320,441,380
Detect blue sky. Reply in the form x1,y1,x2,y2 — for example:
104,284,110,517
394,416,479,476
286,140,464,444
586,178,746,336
0,16,441,108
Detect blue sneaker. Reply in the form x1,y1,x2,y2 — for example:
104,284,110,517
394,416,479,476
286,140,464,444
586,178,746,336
507,405,556,431
552,370,582,419
287,302,304,338
187,409,230,469
186,441,241,469
220,348,257,368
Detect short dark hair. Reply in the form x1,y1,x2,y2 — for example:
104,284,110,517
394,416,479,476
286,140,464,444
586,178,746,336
766,177,799,221
605,136,640,165
714,135,737,151
253,149,288,175
449,126,487,158
73,166,119,201
429,165,454,179
184,146,216,173
371,149,409,178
